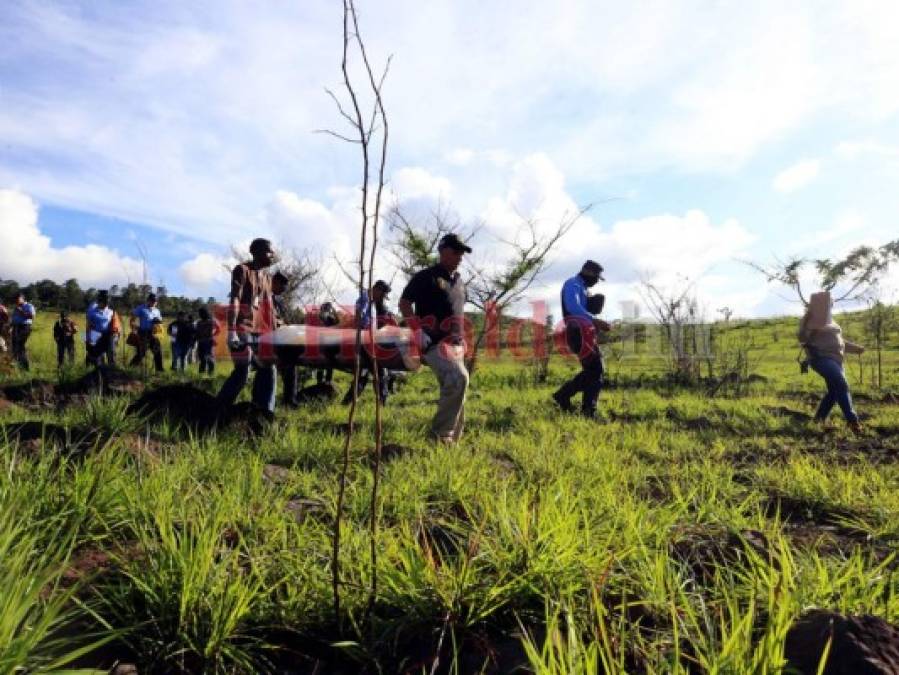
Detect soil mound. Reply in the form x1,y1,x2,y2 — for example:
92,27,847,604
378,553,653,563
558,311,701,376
295,382,338,403
127,384,272,436
785,610,899,674
63,366,144,396
0,380,57,407
0,421,102,457
669,526,773,583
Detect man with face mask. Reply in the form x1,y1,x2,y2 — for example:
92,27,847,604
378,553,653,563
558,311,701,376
553,260,611,419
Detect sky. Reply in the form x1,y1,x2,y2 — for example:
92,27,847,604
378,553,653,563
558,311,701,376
2,0,899,319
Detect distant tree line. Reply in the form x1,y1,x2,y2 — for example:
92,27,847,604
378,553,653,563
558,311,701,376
0,278,216,316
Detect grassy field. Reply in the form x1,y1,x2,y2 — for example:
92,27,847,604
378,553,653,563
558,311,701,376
1,309,897,673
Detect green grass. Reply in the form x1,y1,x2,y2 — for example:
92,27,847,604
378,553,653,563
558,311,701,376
0,310,897,672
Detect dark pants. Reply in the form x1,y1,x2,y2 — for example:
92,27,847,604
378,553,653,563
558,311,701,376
130,330,163,372
87,333,112,367
56,337,75,367
810,356,858,423
217,337,276,413
197,339,215,374
279,363,298,404
555,323,604,414
11,324,31,370
107,335,118,365
316,368,333,384
343,349,388,404
173,341,192,371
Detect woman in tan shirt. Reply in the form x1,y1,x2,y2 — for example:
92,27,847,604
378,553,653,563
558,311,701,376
798,291,864,432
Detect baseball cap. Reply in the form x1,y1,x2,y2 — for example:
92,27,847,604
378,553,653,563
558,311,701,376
373,279,391,294
581,260,605,281
438,233,473,254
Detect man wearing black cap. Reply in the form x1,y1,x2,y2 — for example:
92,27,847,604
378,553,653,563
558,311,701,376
553,260,611,419
130,292,164,372
343,279,394,405
399,234,471,443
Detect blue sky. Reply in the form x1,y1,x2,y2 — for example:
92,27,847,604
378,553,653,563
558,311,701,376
2,0,899,317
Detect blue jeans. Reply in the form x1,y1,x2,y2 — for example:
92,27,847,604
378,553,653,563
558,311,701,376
809,356,858,423
197,339,215,374
216,341,276,413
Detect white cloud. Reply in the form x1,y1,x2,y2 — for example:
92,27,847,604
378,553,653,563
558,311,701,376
178,252,232,292
391,167,452,201
476,154,758,317
0,188,145,287
773,159,821,193
444,148,475,166
3,0,899,241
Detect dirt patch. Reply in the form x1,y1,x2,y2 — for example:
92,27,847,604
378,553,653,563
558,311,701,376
263,463,293,484
61,366,144,397
665,407,716,431
764,405,813,424
127,384,273,436
365,443,414,468
0,421,103,458
669,526,774,584
0,380,57,407
295,382,338,403
760,491,884,557
285,497,328,524
490,451,523,477
635,474,675,502
785,610,899,674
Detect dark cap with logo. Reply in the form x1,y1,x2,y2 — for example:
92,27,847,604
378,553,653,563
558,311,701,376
581,260,605,281
438,233,473,254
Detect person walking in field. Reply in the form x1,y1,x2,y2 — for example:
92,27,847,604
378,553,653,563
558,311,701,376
170,311,196,372
342,279,393,406
195,306,218,375
10,292,36,370
130,293,164,372
552,260,612,420
399,233,472,443
86,290,115,367
167,313,180,370
53,310,78,367
217,238,278,412
799,290,865,433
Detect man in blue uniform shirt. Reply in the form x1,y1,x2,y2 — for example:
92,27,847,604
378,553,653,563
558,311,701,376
10,292,36,370
553,260,611,419
130,293,164,372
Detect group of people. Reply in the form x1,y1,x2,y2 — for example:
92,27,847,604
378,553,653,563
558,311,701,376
0,234,868,439
215,235,473,442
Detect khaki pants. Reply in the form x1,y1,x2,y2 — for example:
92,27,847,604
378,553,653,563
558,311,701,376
423,344,469,442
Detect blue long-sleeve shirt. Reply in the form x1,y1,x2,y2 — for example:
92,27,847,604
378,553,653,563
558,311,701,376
11,302,35,325
561,275,593,321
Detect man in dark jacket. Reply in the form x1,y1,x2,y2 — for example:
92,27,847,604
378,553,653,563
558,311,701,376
53,310,78,367
552,260,611,419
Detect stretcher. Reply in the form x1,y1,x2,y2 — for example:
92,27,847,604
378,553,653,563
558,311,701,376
258,325,423,372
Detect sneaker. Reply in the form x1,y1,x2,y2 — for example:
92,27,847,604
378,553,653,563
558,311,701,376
552,391,575,413
848,420,863,435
